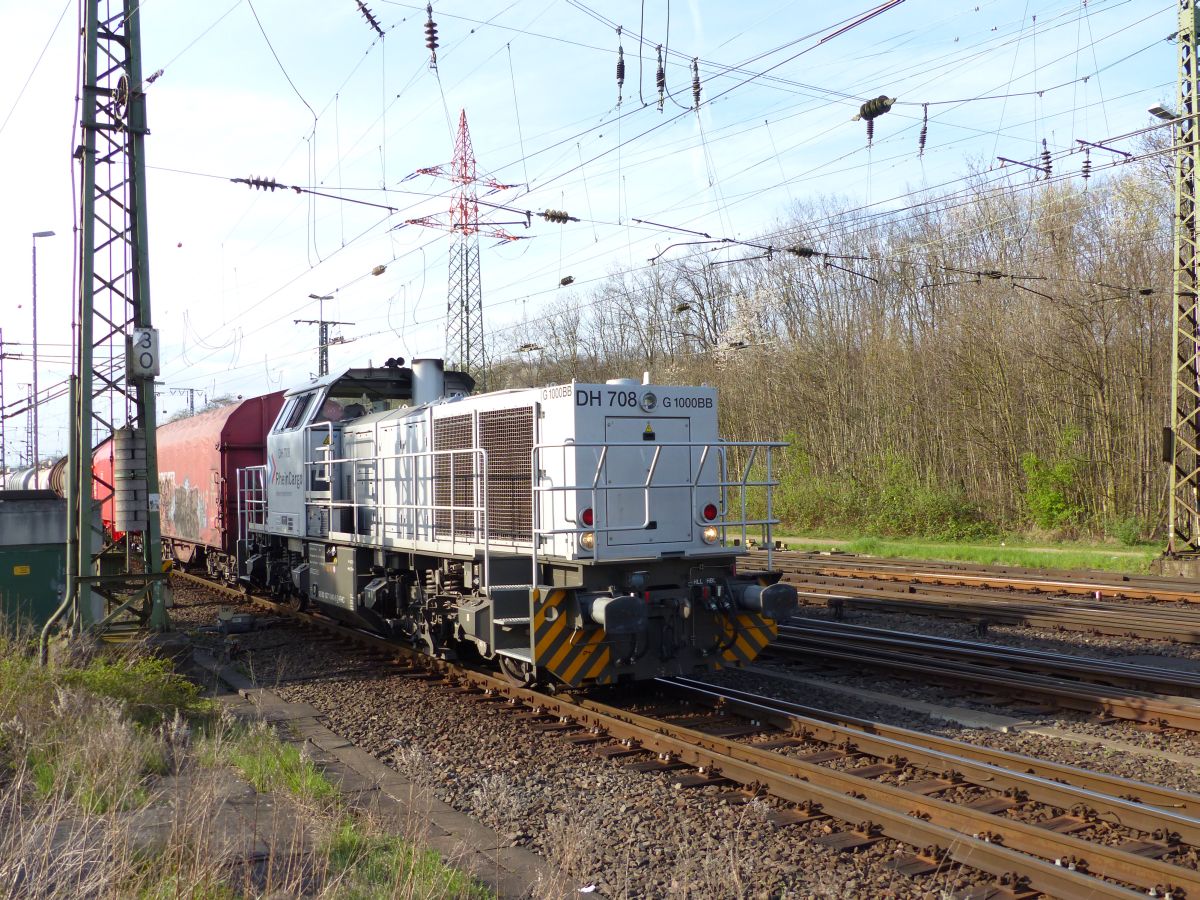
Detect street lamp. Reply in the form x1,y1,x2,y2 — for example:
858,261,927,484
1149,104,1179,121
31,230,55,467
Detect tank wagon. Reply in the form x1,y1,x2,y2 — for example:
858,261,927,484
4,457,67,494
93,393,284,577
237,358,797,687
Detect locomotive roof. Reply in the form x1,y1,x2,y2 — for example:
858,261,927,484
284,365,475,400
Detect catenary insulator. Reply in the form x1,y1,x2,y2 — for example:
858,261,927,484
918,103,928,157
233,175,280,191
1081,148,1092,182
1040,139,1051,178
542,209,575,224
692,57,701,108
425,3,438,69
855,94,894,146
857,95,895,121
656,45,665,111
787,246,818,258
616,45,625,104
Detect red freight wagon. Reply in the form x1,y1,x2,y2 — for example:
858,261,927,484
93,392,283,579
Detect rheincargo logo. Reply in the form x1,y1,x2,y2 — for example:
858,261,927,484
268,454,302,487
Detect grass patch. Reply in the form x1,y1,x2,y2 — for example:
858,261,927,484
779,534,1159,574
0,634,489,899
60,655,216,726
325,819,493,900
197,721,491,898
136,873,238,900
201,720,338,803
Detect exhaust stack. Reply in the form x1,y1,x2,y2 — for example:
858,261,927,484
412,358,446,406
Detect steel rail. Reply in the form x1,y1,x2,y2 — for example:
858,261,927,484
568,693,1196,896
761,551,1200,593
661,676,1200,843
169,572,1169,897
784,577,1200,643
770,632,1200,731
751,551,1200,603
800,590,1199,642
780,620,1200,697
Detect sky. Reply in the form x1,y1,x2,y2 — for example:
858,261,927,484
0,0,1180,465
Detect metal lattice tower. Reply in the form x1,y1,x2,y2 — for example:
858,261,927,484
1169,0,1200,555
447,110,485,387
58,0,168,646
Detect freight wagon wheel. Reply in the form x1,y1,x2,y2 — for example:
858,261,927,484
498,655,534,687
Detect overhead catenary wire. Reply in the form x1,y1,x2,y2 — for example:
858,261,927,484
160,0,1165,391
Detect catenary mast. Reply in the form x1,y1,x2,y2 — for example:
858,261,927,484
54,0,168,653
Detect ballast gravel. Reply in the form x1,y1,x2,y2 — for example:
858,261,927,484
169,577,1200,896
169,580,991,897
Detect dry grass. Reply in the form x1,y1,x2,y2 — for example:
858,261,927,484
0,632,490,899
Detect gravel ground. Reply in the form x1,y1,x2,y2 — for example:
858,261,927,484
169,580,995,897
169,577,1200,896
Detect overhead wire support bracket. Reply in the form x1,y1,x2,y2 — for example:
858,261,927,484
1075,138,1133,159
996,156,1051,177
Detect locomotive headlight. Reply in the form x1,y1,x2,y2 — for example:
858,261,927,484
580,531,596,551
702,525,719,545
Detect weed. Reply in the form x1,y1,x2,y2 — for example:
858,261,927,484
60,654,216,726
202,718,338,803
325,818,491,899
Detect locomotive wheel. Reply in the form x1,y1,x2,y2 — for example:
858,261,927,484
498,655,534,687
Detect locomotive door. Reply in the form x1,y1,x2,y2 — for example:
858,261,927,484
602,416,692,546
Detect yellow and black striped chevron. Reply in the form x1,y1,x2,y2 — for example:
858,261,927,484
531,588,616,687
717,612,777,668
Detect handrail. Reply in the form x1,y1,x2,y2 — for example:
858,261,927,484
530,439,784,588
238,434,783,599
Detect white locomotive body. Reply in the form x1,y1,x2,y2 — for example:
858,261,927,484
238,359,796,686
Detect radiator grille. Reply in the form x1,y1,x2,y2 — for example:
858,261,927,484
433,414,476,538
479,406,534,541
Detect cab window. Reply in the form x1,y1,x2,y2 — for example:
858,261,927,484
271,397,298,434
282,392,316,431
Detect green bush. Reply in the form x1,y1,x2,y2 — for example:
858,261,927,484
753,436,991,541
1109,516,1147,546
1020,429,1087,531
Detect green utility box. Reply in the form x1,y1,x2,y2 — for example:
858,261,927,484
0,491,66,628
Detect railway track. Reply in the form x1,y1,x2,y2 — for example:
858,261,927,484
746,551,1200,643
173,571,1200,897
771,620,1200,732
751,549,1200,603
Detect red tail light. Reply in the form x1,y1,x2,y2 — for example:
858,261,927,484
702,503,718,521
581,507,594,527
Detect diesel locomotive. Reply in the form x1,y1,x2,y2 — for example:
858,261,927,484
235,358,796,687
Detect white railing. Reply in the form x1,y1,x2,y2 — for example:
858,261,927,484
236,465,267,548
300,416,500,587
237,431,784,596
530,439,784,586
